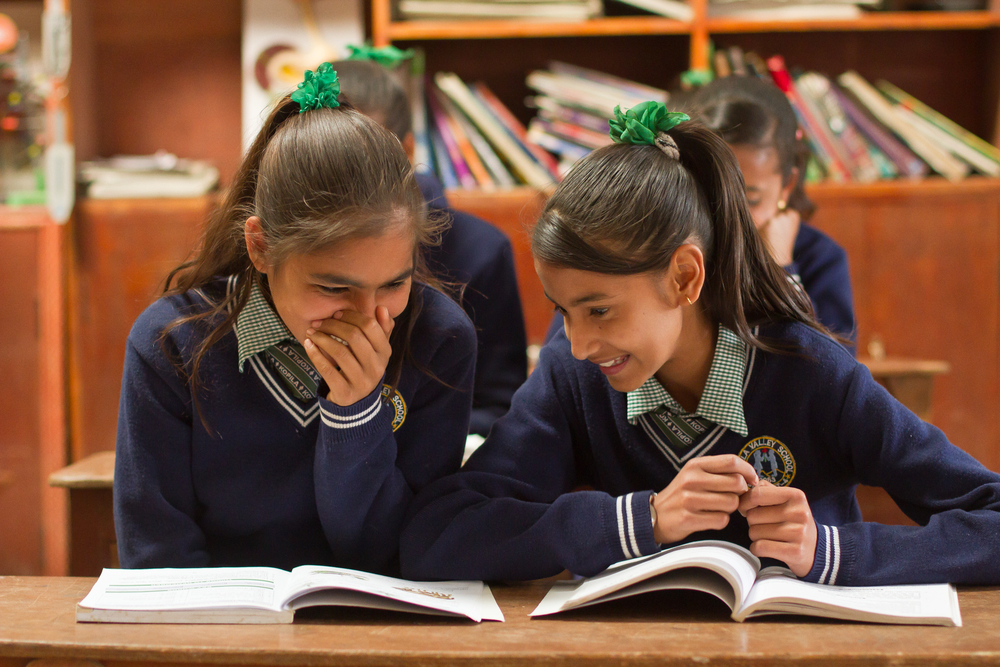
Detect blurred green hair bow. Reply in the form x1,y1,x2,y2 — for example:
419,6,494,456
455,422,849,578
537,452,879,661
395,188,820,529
346,43,415,68
609,101,689,145
291,62,341,113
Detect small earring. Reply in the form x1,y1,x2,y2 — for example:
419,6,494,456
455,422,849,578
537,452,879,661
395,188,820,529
777,200,787,211
685,296,693,306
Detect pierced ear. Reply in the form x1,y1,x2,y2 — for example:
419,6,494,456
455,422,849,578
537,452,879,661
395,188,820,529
244,216,269,274
671,243,706,306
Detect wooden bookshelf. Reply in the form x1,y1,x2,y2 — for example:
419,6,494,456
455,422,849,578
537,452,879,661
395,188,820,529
706,10,1000,33
383,16,693,40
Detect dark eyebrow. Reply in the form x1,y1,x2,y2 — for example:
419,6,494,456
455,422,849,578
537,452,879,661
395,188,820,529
544,290,610,308
312,267,414,288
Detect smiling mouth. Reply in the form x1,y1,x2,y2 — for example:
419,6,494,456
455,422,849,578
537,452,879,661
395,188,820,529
595,354,629,375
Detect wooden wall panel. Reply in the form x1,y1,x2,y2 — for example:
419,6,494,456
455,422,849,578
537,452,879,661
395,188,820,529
449,189,549,344
811,184,1000,473
69,198,211,460
86,0,243,185
0,229,43,574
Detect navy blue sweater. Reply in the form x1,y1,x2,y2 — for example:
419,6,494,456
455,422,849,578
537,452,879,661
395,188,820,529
401,322,1000,586
790,222,856,349
546,223,857,351
419,173,528,436
114,280,476,574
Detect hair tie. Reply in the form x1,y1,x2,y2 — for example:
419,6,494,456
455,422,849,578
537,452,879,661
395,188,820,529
290,62,341,113
346,43,415,68
609,101,689,160
654,132,680,160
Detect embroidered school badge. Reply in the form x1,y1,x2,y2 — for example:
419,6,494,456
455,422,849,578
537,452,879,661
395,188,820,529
381,384,407,432
738,436,796,487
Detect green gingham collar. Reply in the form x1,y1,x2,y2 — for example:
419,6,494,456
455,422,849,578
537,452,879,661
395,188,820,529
626,325,749,436
234,282,295,372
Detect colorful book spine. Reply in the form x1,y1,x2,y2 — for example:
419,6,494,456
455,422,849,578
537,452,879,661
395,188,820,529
831,84,928,180
429,127,459,190
432,84,496,190
767,56,851,182
543,117,612,150
877,80,1000,169
892,105,1000,177
473,82,562,179
837,71,968,181
533,96,610,134
547,61,670,103
435,72,555,189
446,95,517,188
426,79,477,190
526,121,592,162
797,72,878,183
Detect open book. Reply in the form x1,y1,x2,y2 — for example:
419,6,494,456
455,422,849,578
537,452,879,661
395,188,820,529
531,540,961,626
78,565,504,624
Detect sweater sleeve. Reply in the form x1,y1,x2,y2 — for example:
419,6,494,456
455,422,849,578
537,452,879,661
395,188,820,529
400,343,659,582
313,309,476,575
803,363,1000,586
790,227,857,351
114,312,209,568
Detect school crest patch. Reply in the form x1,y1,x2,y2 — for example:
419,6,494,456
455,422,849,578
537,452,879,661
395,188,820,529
381,384,407,432
739,436,796,487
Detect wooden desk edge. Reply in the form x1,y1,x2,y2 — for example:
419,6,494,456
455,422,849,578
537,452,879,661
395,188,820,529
48,451,115,489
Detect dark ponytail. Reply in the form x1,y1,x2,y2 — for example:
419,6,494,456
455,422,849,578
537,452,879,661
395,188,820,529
532,117,826,352
162,95,445,416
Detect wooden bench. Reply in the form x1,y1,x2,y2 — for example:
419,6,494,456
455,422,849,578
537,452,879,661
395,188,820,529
48,451,117,576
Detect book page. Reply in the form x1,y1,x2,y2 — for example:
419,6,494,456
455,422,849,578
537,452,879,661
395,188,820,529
285,566,504,622
736,568,962,626
530,541,760,616
79,567,289,612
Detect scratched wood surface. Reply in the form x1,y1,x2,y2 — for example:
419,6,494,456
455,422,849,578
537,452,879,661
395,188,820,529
0,577,999,666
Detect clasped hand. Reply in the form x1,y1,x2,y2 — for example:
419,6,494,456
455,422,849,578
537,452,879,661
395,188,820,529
303,306,394,407
651,454,817,577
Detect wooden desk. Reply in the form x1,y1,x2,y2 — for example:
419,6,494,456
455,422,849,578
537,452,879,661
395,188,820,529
1,578,999,666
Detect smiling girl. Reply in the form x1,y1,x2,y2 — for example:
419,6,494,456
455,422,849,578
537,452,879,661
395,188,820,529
401,104,1000,587
114,65,476,574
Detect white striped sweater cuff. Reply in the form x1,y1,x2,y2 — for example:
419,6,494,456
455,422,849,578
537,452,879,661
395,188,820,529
816,524,842,585
614,492,655,560
320,395,383,430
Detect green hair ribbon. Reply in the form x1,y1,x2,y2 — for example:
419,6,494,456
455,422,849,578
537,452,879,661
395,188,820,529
609,101,689,145
346,44,415,68
291,62,341,113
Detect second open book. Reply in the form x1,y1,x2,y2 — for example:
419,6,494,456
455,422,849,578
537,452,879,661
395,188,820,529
78,565,504,624
531,540,962,626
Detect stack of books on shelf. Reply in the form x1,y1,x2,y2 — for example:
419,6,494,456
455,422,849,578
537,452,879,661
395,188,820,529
396,0,603,20
761,54,999,182
701,47,999,183
524,61,670,173
78,151,220,199
610,0,694,20
412,70,560,190
706,0,877,21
